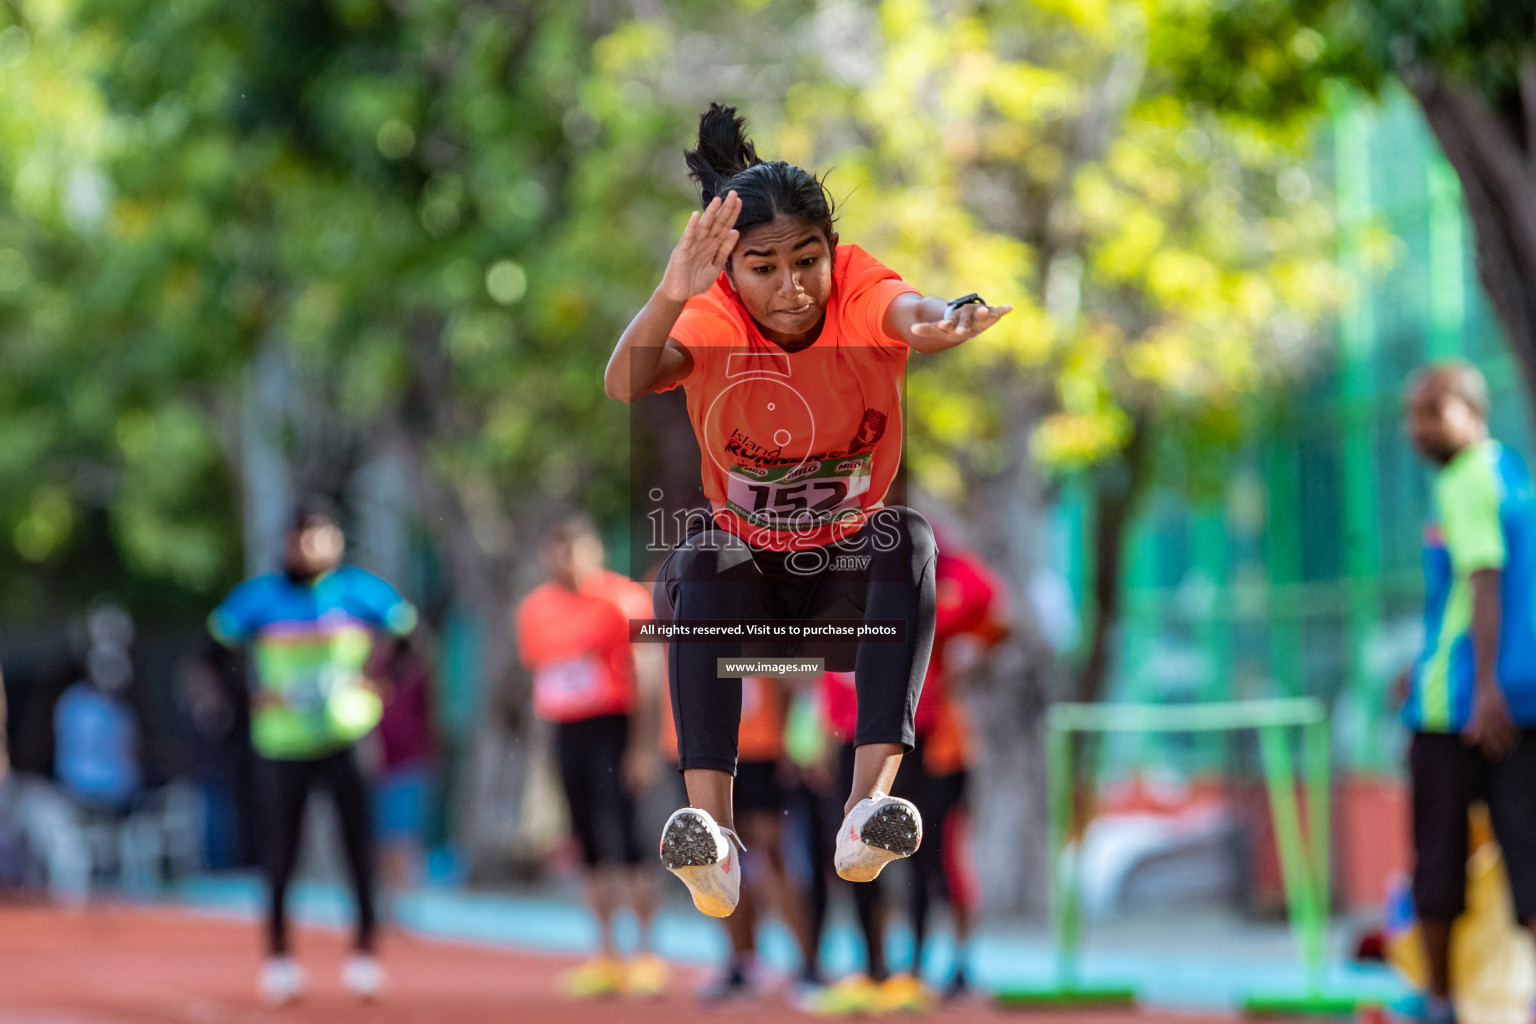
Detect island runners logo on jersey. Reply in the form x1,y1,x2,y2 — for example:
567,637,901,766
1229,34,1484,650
724,428,786,464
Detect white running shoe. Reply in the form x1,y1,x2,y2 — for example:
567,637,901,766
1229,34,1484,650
259,957,305,1005
658,807,743,918
341,954,385,1001
834,791,923,882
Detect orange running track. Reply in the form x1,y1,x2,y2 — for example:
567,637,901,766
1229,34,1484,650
0,901,1246,1024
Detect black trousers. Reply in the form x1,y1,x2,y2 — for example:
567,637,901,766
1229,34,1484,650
654,506,938,773
255,747,377,956
1411,729,1536,920
554,714,644,867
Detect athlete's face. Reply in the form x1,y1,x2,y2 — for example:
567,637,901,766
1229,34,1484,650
1406,379,1484,465
284,516,344,579
726,215,837,347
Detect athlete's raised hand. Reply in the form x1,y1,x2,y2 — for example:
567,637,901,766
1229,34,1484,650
909,299,1013,347
659,191,742,303
606,195,736,401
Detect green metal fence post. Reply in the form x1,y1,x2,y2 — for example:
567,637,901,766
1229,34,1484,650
1258,724,1325,996
1427,156,1467,361
1006,702,1360,1013
1335,98,1386,772
1046,715,1078,986
1303,716,1332,940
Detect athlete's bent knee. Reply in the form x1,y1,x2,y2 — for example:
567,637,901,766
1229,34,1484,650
866,505,936,569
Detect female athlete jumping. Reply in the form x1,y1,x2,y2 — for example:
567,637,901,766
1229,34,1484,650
604,104,1010,918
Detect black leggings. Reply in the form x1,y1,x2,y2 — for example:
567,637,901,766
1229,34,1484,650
255,747,376,956
654,506,938,773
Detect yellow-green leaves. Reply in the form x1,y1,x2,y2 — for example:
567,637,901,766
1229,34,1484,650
774,0,1340,494
14,486,73,562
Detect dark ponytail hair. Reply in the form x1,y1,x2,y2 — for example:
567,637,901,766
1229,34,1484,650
684,103,836,246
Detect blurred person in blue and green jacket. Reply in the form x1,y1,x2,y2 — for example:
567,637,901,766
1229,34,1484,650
1397,362,1536,1024
207,498,417,1006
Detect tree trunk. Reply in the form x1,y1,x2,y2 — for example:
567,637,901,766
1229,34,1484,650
389,320,553,881
1070,421,1151,836
951,398,1059,917
947,14,1153,886
1076,423,1150,706
1410,64,1536,421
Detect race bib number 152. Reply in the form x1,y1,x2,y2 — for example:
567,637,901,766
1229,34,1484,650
724,454,872,530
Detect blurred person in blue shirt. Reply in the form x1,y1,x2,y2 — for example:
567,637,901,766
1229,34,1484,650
1397,362,1536,1024
54,603,142,814
207,498,417,1006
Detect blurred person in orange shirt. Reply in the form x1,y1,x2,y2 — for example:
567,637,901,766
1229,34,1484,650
515,516,666,998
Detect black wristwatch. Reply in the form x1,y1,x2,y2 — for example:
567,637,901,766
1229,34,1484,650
946,293,987,312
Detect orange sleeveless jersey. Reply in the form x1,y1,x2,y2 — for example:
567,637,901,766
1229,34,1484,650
658,674,784,764
658,245,919,552
515,569,650,723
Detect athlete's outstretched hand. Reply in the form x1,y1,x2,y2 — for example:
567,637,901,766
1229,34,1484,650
909,300,1013,346
659,191,742,303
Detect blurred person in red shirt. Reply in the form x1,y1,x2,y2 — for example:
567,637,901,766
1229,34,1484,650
816,538,1007,1008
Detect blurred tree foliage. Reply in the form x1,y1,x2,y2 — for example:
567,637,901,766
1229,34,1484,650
0,1,236,622
745,0,1340,703
0,0,1348,899
1157,0,1536,423
0,0,705,624
0,0,1339,702
583,0,1343,893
